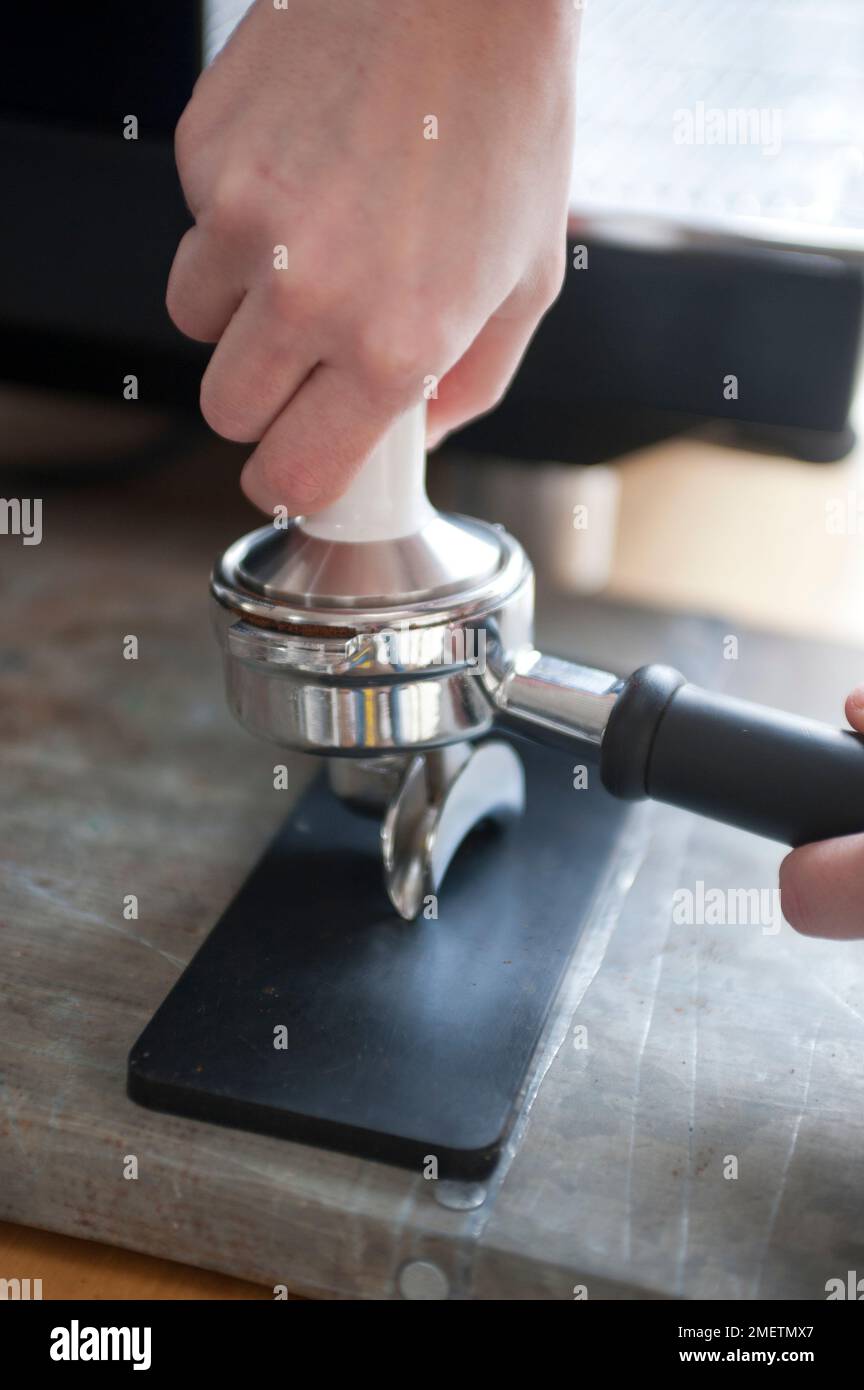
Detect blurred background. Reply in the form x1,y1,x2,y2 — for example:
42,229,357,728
1,0,864,642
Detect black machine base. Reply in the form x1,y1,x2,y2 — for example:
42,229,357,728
128,741,629,1180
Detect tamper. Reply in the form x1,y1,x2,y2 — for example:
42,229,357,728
212,399,864,917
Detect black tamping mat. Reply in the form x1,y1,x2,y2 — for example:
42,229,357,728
128,740,630,1179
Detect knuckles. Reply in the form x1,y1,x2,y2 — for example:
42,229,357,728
199,382,262,443
532,246,567,312
165,283,213,345
354,317,448,397
173,108,199,186
259,454,330,511
200,169,264,240
474,378,509,416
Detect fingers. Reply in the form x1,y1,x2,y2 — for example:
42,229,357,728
198,288,315,443
780,835,864,939
425,311,536,451
240,362,411,514
166,226,245,343
425,255,564,449
778,683,864,941
845,683,864,734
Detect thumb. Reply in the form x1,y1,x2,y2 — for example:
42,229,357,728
780,834,864,939
845,684,864,734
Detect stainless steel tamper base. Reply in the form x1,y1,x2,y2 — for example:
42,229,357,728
211,511,552,917
211,514,537,755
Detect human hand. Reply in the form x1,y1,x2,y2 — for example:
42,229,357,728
779,685,864,939
167,0,578,515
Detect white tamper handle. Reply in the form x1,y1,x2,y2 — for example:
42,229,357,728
301,400,436,543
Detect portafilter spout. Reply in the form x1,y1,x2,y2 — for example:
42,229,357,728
212,400,864,915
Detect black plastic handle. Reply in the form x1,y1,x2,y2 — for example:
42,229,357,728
600,664,864,846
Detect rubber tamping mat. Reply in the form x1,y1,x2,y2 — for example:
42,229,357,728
128,740,629,1179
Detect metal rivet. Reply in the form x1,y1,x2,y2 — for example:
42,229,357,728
433,1180,488,1211
397,1260,450,1301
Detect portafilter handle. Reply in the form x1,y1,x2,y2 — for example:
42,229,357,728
492,654,864,847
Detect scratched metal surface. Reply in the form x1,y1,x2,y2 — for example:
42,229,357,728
1,439,864,1300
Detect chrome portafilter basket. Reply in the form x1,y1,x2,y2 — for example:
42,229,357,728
213,402,864,918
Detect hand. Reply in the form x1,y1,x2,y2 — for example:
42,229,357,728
166,0,578,515
780,685,864,939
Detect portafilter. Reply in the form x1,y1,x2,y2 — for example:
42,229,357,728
211,401,864,918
